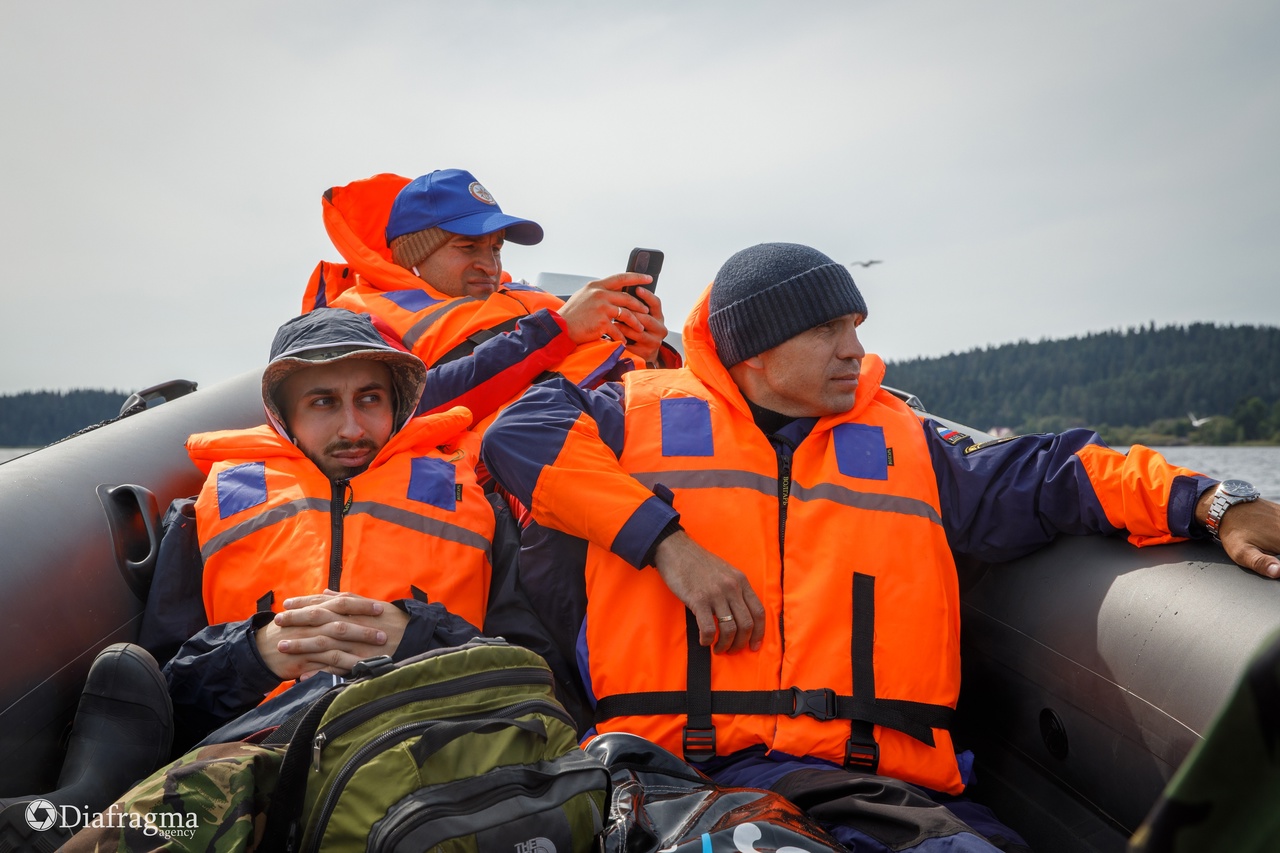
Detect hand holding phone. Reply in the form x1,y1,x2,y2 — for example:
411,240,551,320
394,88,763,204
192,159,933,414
625,248,663,299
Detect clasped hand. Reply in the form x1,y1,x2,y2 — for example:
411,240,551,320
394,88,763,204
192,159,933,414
254,590,409,680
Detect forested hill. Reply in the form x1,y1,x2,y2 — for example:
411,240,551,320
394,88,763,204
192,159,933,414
0,390,127,447
884,322,1280,444
3,323,1279,447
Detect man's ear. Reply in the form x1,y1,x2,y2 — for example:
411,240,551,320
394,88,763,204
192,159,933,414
726,355,765,398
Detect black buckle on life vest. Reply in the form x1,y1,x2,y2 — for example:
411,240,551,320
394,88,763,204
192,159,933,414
789,687,838,721
844,737,880,773
682,726,717,762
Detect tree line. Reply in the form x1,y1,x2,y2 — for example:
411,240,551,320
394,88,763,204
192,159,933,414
884,322,1280,445
0,390,128,447
2,322,1278,447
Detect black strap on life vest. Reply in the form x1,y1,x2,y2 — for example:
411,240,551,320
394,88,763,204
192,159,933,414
432,317,525,366
256,590,274,613
594,573,953,768
410,585,429,603
847,572,880,772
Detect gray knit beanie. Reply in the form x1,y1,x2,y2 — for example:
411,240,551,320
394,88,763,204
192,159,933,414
707,243,868,366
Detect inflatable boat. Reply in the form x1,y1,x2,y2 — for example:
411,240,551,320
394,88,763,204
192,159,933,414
1,362,1277,852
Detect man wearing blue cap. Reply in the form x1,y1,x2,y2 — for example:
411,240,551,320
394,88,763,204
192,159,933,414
303,169,675,431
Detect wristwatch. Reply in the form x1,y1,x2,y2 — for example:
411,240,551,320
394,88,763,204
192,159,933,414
1204,479,1261,541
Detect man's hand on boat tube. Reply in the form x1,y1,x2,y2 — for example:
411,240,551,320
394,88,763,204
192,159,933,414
557,273,668,364
254,590,409,680
654,531,766,654
1196,495,1280,579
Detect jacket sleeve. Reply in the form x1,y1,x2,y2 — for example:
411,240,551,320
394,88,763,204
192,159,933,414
924,419,1219,562
137,497,208,668
390,598,484,659
164,600,480,750
163,613,283,751
415,308,577,421
481,377,679,569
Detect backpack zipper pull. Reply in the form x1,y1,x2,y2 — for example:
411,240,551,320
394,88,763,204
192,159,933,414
312,732,327,771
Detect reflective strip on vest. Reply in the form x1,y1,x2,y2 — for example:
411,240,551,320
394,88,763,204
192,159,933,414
401,297,481,351
631,469,943,525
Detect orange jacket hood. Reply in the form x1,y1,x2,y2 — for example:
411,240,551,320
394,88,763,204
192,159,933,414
322,173,455,300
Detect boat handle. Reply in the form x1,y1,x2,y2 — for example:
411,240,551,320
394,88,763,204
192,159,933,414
97,483,161,601
118,379,199,418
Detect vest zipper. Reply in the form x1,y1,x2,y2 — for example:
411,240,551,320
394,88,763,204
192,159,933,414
774,437,796,649
328,479,351,590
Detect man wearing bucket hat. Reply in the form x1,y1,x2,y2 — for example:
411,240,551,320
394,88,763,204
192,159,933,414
155,307,494,747
481,242,1280,851
301,169,676,432
0,308,495,842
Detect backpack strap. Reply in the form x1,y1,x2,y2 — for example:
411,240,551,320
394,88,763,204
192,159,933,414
259,685,345,852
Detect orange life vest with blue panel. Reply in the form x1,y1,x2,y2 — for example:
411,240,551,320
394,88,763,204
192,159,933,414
478,287,1216,796
582,361,965,793
186,406,493,630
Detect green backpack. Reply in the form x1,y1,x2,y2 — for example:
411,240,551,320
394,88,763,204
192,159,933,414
261,638,610,853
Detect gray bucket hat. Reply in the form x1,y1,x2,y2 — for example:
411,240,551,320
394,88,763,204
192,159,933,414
262,308,426,435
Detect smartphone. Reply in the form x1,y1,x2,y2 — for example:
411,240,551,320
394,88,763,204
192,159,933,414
625,248,663,299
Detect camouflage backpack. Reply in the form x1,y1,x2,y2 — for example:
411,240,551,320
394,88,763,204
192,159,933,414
60,740,285,852
64,639,609,853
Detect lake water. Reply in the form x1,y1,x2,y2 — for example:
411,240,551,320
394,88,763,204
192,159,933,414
4,445,1280,497
1118,446,1280,501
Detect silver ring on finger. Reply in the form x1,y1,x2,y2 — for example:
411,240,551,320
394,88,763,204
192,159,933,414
717,614,735,623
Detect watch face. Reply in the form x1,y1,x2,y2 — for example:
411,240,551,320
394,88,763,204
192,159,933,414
1220,479,1260,498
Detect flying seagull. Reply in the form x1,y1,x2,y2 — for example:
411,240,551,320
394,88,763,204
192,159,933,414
1188,412,1215,428
848,260,882,268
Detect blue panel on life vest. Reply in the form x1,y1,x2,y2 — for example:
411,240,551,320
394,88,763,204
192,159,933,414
661,397,714,457
216,462,268,519
382,290,442,313
408,456,458,510
833,423,888,480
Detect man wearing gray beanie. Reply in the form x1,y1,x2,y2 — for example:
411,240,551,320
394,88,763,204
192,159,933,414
481,242,1280,851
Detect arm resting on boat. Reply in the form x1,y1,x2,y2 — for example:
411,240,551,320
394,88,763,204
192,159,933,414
1193,490,1280,578
924,422,1217,563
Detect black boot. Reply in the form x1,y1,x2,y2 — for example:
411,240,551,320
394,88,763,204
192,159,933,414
0,643,173,848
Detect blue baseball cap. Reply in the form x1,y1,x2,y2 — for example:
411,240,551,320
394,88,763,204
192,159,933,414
385,169,544,246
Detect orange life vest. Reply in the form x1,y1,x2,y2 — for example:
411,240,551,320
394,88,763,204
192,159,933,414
186,406,493,629
582,360,964,794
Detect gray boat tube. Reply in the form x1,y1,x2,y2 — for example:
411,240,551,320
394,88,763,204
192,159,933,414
0,369,262,794
1,371,1276,849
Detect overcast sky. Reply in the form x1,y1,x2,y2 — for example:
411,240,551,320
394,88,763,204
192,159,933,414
1,1,1276,395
